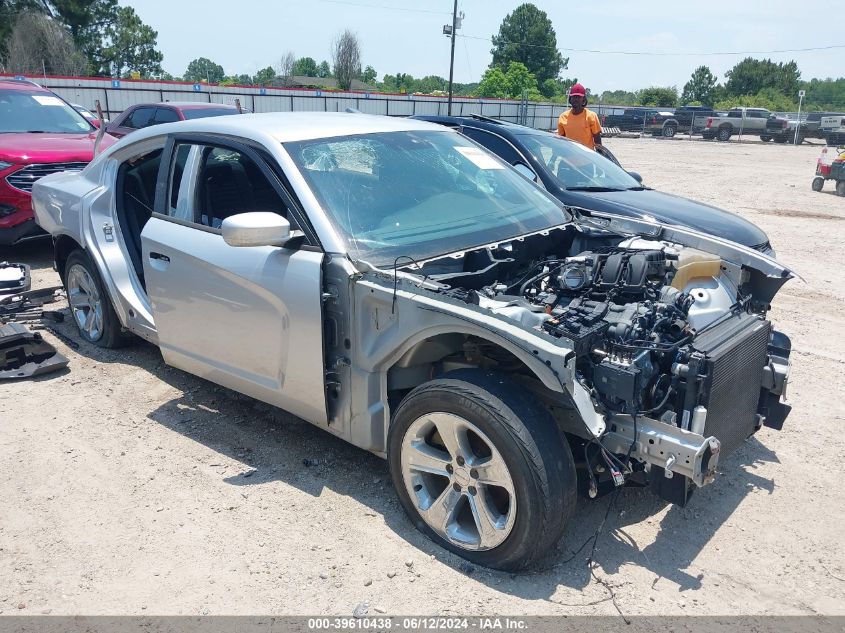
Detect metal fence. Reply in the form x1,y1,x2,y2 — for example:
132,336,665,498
2,74,574,131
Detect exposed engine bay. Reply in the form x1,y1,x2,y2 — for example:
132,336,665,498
386,228,792,505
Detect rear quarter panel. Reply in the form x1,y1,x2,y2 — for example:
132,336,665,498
31,168,100,240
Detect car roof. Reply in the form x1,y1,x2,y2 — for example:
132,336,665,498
0,78,51,92
128,102,239,109
413,114,544,138
114,111,450,144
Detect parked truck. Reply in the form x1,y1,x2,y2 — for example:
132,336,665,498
702,107,788,142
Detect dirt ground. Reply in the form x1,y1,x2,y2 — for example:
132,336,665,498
1,137,844,617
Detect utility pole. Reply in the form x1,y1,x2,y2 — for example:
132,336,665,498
446,0,458,115
794,89,805,145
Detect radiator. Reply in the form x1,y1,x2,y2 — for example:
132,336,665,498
692,313,771,457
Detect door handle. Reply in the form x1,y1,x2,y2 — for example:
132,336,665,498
149,252,170,263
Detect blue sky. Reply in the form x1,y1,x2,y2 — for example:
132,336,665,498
129,0,842,92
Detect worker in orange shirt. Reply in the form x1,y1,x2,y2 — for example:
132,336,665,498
557,83,602,150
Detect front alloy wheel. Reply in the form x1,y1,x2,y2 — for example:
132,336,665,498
400,412,517,551
388,369,577,571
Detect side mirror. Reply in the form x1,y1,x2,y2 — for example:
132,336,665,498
512,162,538,182
627,171,643,183
222,212,292,247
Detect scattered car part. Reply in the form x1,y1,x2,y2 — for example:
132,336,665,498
0,262,30,297
0,322,68,379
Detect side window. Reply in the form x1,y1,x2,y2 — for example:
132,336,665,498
728,110,741,118
167,143,289,229
153,107,180,124
125,107,155,129
460,128,521,165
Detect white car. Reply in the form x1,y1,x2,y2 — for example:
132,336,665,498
32,112,794,570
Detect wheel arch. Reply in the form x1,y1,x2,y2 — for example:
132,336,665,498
382,325,564,397
53,233,85,283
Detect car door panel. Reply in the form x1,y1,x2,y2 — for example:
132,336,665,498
141,216,327,425
139,134,328,426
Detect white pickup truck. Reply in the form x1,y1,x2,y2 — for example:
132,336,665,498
702,107,779,142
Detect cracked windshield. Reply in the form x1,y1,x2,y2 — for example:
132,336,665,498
286,130,569,266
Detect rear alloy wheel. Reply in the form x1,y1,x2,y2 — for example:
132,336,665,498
662,125,676,138
717,127,732,142
812,176,825,192
64,250,132,348
837,181,845,197
388,369,576,571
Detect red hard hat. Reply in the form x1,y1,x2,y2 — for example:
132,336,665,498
568,83,587,97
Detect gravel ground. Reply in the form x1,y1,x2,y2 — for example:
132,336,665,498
1,136,844,617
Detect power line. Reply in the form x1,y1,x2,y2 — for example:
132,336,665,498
310,0,451,15
460,34,845,57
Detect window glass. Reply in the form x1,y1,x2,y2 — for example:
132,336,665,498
154,108,180,124
516,132,641,192
125,107,156,129
0,88,92,133
728,110,741,118
285,130,569,267
461,128,522,165
167,143,288,229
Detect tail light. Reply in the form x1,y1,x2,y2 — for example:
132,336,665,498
651,116,657,124
706,117,713,128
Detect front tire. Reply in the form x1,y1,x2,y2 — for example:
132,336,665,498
64,250,132,348
388,369,576,571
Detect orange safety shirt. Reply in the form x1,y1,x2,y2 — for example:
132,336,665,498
557,108,602,150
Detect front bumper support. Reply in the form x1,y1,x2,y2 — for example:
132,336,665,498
601,414,721,488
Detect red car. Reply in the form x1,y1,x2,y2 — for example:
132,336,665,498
105,102,242,138
0,78,116,245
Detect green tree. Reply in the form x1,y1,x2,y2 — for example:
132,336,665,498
98,5,162,77
360,64,377,85
490,3,567,85
184,57,224,83
293,56,318,76
477,67,508,98
637,86,678,107
799,77,845,110
253,66,276,85
317,60,331,77
477,62,540,99
724,57,801,98
599,89,637,105
681,65,718,106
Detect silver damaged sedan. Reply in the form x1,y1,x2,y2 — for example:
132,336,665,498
32,112,794,570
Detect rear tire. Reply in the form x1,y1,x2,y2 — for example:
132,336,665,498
812,177,825,192
717,127,732,142
773,135,788,144
662,125,676,138
64,250,132,348
760,135,772,142
837,181,845,197
388,369,577,571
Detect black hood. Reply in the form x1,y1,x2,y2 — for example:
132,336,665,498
561,188,769,249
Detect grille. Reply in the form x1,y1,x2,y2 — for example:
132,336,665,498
5,162,88,193
693,314,771,457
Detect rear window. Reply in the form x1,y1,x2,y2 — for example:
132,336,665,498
181,108,239,120
0,88,92,133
